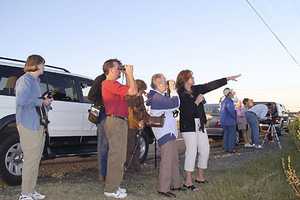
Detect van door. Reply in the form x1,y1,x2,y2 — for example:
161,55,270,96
76,77,97,137
46,72,83,137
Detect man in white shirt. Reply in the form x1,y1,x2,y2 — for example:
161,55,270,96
243,98,266,149
248,104,268,120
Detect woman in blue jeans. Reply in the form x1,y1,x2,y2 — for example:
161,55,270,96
220,88,237,153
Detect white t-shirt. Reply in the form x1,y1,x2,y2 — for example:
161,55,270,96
248,104,268,120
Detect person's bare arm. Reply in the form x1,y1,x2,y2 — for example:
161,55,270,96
125,65,137,96
226,74,241,81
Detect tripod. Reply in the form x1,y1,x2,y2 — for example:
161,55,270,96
124,130,142,172
261,119,282,149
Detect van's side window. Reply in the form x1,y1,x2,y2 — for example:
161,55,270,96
0,66,23,96
46,72,79,102
77,78,93,103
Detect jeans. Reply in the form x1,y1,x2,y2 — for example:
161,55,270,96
245,111,260,146
223,125,236,152
97,112,108,177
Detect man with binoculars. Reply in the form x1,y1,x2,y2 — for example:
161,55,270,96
101,59,137,199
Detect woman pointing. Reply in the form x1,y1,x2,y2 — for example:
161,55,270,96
176,70,241,191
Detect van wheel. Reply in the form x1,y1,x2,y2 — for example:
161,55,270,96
138,132,149,164
0,130,22,186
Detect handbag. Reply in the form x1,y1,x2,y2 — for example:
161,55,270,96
88,105,104,124
146,114,165,128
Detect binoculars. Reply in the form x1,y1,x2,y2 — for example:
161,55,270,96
119,65,126,71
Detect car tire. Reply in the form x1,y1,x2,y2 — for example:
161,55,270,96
138,131,149,164
0,128,22,186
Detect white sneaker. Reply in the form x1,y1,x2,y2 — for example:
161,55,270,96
31,191,46,200
104,190,127,199
118,187,127,194
255,145,263,149
244,143,253,148
19,194,34,200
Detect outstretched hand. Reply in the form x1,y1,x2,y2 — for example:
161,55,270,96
227,74,241,81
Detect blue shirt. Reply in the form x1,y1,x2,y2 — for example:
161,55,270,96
15,73,43,131
220,97,237,126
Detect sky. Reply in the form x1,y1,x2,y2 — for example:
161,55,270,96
0,0,299,111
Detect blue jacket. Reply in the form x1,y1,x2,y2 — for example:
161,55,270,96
15,73,43,131
220,97,237,127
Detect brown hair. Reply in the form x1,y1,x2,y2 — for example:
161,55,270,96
102,59,122,75
242,98,250,106
136,79,147,92
24,54,45,72
150,73,163,89
175,70,193,91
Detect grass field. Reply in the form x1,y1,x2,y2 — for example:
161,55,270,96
1,130,299,200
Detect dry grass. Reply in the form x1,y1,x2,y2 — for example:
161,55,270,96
0,135,298,200
282,118,300,198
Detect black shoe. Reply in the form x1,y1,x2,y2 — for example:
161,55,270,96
171,187,187,192
167,192,176,198
195,179,209,184
158,191,176,198
183,184,199,191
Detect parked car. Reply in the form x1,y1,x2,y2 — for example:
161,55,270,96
204,104,223,138
0,57,154,186
254,101,289,135
205,103,244,143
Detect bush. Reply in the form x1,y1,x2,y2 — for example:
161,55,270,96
288,118,300,151
283,118,300,198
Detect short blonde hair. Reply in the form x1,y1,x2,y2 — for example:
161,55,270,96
24,55,45,72
151,73,164,89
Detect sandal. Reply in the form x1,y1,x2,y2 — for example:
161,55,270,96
171,187,187,191
157,191,176,198
183,184,199,191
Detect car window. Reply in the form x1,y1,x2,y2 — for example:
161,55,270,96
204,104,220,115
0,65,23,96
77,78,93,103
0,65,48,97
46,72,79,102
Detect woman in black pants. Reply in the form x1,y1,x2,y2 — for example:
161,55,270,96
176,70,240,191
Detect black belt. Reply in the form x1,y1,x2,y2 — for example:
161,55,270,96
107,115,128,121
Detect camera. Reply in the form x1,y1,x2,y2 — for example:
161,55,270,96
40,91,53,110
201,96,207,105
42,91,53,100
